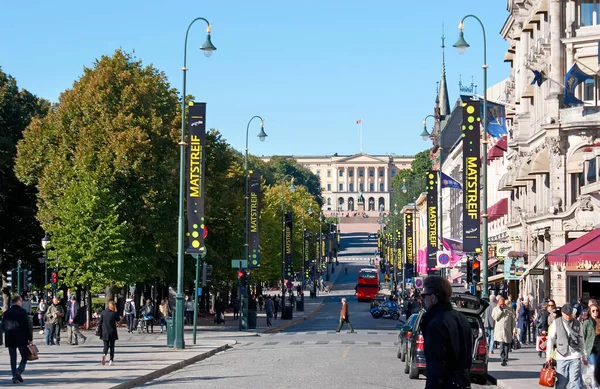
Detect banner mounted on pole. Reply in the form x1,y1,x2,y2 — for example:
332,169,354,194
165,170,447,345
248,170,261,268
425,170,438,271
462,100,482,253
284,212,293,280
186,102,207,254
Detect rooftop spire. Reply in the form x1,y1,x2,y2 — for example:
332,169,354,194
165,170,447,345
438,25,451,117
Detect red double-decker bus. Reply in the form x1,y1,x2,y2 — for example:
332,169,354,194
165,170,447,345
357,268,380,302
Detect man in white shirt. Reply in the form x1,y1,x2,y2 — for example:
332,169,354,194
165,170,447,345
546,303,588,389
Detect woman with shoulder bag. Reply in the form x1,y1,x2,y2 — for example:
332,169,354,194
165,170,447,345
583,303,600,365
98,301,120,366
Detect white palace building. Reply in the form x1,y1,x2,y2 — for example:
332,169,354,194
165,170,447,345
262,153,414,215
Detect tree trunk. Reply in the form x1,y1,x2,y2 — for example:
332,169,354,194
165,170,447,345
105,285,115,308
85,287,92,330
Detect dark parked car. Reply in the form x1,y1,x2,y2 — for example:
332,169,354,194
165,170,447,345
397,313,419,362
403,293,489,384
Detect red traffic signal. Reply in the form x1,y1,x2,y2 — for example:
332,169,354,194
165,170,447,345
237,270,244,278
473,261,481,270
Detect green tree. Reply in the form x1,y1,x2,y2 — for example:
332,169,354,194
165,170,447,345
0,68,49,297
15,50,180,291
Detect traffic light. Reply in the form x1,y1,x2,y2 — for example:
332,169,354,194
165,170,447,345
472,259,481,284
6,269,15,291
466,258,473,284
22,270,32,291
237,270,244,286
51,270,58,289
202,262,213,286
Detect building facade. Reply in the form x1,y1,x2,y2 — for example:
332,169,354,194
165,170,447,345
262,154,413,213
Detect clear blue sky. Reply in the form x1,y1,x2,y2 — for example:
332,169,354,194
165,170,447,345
2,0,510,158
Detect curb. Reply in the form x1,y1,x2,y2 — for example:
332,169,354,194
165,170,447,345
262,302,325,334
109,343,233,389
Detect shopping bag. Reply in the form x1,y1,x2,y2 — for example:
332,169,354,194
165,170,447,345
27,344,39,361
512,334,521,350
536,336,547,352
582,363,597,389
539,362,556,387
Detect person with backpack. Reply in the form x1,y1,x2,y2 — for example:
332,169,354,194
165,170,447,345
123,297,136,333
66,295,87,345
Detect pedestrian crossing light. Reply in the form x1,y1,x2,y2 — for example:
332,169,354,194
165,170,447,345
472,259,481,283
6,269,15,291
23,270,33,291
202,262,213,286
466,259,473,284
51,270,58,289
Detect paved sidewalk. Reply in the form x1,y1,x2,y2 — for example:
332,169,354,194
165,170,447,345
487,343,543,389
0,328,232,388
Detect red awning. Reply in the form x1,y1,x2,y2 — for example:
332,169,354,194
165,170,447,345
547,229,600,264
487,198,508,222
449,272,465,283
487,138,508,162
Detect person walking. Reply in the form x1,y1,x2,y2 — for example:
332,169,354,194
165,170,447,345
536,302,551,358
66,295,87,345
264,295,274,327
336,297,355,333
421,276,472,389
231,296,240,320
45,297,64,346
37,298,47,334
484,294,497,354
184,295,194,325
140,299,155,333
98,301,120,366
123,297,136,333
583,302,600,365
517,299,531,344
547,303,588,389
493,296,516,366
2,295,33,384
273,295,280,320
158,298,169,334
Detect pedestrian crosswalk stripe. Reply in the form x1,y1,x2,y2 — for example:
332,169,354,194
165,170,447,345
337,257,376,262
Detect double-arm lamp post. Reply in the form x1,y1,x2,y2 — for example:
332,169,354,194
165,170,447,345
41,233,50,294
453,14,489,299
241,116,267,330
174,17,216,350
281,175,295,313
420,114,435,140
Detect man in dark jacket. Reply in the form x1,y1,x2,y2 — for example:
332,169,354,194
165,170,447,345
2,295,33,384
421,276,472,389
67,295,87,345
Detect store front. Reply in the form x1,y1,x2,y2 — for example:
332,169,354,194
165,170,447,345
547,228,600,305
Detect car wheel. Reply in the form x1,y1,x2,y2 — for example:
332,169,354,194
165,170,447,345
392,312,400,320
397,345,402,359
401,343,407,362
408,358,419,379
473,375,487,385
404,352,410,374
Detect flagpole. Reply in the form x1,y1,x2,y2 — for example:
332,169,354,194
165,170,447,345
524,63,565,89
438,170,444,277
359,120,363,154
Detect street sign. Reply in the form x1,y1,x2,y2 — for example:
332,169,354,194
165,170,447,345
414,277,424,289
197,287,202,296
231,259,248,268
529,268,545,276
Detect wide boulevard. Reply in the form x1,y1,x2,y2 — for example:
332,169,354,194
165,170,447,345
140,232,497,389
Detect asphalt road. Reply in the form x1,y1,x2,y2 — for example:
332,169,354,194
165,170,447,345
141,232,497,389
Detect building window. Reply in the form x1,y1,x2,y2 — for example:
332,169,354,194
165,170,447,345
369,183,374,192
327,183,331,191
379,183,384,191
327,170,331,177
379,170,384,177
339,170,343,177
580,0,600,26
359,183,364,192
584,78,595,101
349,183,354,192
369,170,374,177
327,198,331,205
316,170,321,176
359,170,364,177
339,183,343,191
587,158,597,184
349,170,354,177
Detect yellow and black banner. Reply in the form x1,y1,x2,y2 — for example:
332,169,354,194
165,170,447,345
426,170,438,270
186,102,206,254
284,212,293,280
462,100,481,253
405,213,414,265
303,229,311,280
248,170,261,268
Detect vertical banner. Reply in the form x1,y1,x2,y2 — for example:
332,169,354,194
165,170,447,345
405,213,414,266
425,170,438,270
248,170,261,268
462,100,482,253
303,230,311,280
396,235,402,270
284,212,293,280
186,102,207,254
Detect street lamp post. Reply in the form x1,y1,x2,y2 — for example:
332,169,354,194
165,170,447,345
41,233,50,294
453,14,489,299
393,203,399,293
281,175,295,318
242,116,267,330
175,17,216,350
420,114,434,140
